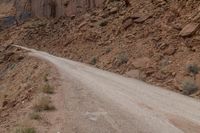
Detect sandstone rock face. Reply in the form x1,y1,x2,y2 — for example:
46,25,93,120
179,23,200,37
65,0,104,16
32,0,105,17
31,0,65,18
0,0,105,19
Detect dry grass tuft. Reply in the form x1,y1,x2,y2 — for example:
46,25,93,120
33,96,55,112
182,80,198,95
42,84,54,94
15,127,36,133
29,112,41,120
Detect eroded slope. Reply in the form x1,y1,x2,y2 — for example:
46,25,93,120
1,0,200,97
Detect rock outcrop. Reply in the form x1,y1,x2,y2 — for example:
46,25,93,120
19,0,105,18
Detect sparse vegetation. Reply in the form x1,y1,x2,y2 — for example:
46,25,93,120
90,57,97,65
33,96,55,112
187,64,199,76
116,52,129,66
105,48,111,53
182,80,198,95
15,127,36,133
29,112,41,120
42,84,54,94
43,73,49,82
99,20,108,27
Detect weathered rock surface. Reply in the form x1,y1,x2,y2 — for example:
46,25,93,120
132,57,152,69
124,69,141,79
122,17,133,29
179,23,199,37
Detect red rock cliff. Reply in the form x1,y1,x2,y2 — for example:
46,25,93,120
31,0,105,18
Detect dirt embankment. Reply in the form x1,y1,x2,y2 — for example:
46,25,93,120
0,45,63,133
1,0,200,97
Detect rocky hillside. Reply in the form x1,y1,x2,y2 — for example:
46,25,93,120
0,0,105,18
1,0,200,97
0,45,61,132
0,0,105,30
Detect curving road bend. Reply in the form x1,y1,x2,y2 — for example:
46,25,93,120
15,45,200,133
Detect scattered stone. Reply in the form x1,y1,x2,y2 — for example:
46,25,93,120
164,46,176,55
101,12,110,18
90,18,98,23
158,43,169,50
2,100,8,107
17,55,24,61
193,12,200,21
78,22,87,29
3,52,14,61
124,69,141,79
132,13,152,23
155,71,167,80
179,23,200,37
132,57,152,69
70,15,76,19
122,17,133,29
109,7,119,15
99,20,108,27
160,57,169,67
172,23,182,30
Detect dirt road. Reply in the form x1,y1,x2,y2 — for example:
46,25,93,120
15,45,200,133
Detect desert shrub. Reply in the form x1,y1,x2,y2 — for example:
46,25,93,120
42,84,54,94
29,112,41,120
105,48,111,53
186,64,199,75
90,57,97,65
15,127,36,133
43,73,49,82
182,80,198,95
33,96,55,112
99,20,108,27
116,52,128,66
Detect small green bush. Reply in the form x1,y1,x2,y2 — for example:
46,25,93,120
182,80,198,95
